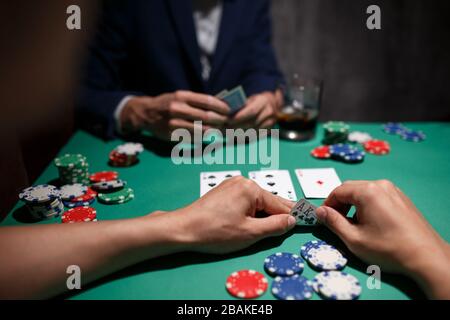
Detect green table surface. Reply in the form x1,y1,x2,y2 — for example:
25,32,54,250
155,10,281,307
4,122,450,300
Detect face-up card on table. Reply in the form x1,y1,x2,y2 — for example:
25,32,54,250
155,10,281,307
248,170,297,201
295,168,342,199
200,170,242,197
220,86,247,113
290,198,318,226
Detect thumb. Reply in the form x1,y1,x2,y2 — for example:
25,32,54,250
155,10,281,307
248,214,297,238
316,206,357,242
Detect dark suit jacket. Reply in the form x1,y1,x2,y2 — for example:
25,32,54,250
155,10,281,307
77,0,284,138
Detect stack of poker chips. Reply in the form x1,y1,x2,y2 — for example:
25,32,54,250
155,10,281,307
60,184,97,208
61,206,97,223
90,171,134,205
322,121,349,145
54,154,90,185
311,143,366,164
109,142,144,167
382,122,426,142
19,184,64,220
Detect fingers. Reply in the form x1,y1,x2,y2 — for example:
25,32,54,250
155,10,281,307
169,101,227,125
316,206,358,243
248,214,297,238
175,91,230,115
255,188,295,216
232,96,265,124
168,119,210,134
323,181,367,210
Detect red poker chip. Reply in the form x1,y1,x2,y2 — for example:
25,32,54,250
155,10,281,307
69,187,97,202
225,270,268,299
364,140,390,155
61,206,97,223
90,171,118,183
311,146,331,159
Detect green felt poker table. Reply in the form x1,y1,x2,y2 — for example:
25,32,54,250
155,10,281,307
3,122,450,300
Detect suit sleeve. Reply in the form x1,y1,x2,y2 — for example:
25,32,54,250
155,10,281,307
241,0,285,97
76,0,143,139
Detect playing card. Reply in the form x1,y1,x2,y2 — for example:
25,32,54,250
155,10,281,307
290,198,318,226
200,170,242,197
248,170,297,201
295,168,341,199
215,90,229,99
220,85,247,113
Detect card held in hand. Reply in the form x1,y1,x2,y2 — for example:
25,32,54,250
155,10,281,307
220,85,247,113
290,198,319,226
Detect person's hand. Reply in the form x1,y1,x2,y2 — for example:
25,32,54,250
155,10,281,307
170,176,296,254
228,91,282,129
120,91,230,140
316,180,450,299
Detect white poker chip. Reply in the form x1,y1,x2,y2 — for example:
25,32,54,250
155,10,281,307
19,185,60,203
317,271,362,300
305,244,347,270
115,142,144,156
60,184,87,200
348,131,372,144
91,179,126,191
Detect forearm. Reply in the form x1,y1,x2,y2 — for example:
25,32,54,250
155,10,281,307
408,241,450,299
0,211,186,299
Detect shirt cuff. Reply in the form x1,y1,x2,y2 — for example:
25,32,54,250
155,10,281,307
113,95,134,134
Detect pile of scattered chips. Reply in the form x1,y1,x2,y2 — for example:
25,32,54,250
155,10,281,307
109,142,144,167
311,144,366,164
225,239,360,300
19,184,64,219
54,154,90,185
61,184,97,208
382,122,426,142
88,170,134,205
322,121,349,145
61,206,97,223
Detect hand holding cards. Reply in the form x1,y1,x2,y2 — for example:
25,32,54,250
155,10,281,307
216,85,247,114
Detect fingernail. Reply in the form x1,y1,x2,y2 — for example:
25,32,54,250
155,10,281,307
287,215,297,228
316,207,327,221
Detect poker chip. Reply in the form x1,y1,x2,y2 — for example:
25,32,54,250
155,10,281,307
382,122,406,135
300,240,327,259
323,121,350,133
19,185,60,203
348,131,372,144
90,171,118,183
305,244,348,271
54,154,90,185
364,140,390,155
316,271,361,300
63,197,95,208
400,130,426,142
271,275,314,300
342,149,366,163
264,252,304,277
70,187,97,202
91,179,126,192
322,122,349,145
310,146,331,159
61,206,97,223
59,184,87,201
116,142,144,156
98,187,134,204
225,270,268,299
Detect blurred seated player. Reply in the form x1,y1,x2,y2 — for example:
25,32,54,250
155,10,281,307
1,179,450,299
77,0,285,139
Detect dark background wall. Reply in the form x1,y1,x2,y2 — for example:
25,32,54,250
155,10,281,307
271,0,450,121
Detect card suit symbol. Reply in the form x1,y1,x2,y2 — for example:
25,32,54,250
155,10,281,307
271,191,278,195
316,180,324,185
225,174,232,178
208,183,216,187
265,174,274,178
208,175,216,179
267,182,275,187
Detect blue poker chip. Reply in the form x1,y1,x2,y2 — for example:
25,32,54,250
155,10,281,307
342,149,365,163
264,252,304,277
400,130,426,142
300,240,327,259
63,197,95,208
271,275,314,300
382,122,406,135
329,144,357,158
